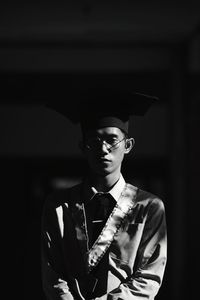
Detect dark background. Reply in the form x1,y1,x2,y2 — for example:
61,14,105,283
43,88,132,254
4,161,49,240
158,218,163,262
0,1,200,299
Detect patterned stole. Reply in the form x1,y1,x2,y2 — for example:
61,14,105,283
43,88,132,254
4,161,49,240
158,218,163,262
87,183,138,272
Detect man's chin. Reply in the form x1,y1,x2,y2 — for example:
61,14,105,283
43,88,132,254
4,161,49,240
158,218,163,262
92,166,112,176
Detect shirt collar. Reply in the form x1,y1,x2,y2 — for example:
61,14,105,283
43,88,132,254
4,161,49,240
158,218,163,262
84,174,126,203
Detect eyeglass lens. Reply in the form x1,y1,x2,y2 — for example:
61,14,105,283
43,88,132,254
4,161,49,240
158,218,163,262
86,137,125,150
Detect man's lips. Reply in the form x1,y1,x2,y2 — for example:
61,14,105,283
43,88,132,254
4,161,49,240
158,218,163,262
98,157,111,163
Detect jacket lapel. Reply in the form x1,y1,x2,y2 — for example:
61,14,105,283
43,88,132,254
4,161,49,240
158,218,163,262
87,183,138,272
69,184,90,262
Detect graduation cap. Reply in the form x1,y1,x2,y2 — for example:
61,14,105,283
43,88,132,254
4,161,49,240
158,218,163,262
46,87,158,134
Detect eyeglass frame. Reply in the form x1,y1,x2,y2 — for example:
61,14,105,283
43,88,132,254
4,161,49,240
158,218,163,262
84,136,127,152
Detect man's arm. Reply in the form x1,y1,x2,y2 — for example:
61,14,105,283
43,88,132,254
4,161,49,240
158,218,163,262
41,196,75,300
41,249,74,300
107,198,167,300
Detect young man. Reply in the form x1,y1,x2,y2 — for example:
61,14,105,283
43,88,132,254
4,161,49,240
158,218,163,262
41,88,167,300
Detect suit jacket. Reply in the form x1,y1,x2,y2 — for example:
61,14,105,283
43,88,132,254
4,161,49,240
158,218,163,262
41,180,167,300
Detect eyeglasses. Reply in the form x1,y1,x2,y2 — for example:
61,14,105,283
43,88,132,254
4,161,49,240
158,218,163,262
85,136,126,152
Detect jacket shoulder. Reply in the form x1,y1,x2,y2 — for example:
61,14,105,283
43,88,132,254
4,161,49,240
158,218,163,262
136,187,166,216
44,182,83,209
126,183,165,211
125,184,166,226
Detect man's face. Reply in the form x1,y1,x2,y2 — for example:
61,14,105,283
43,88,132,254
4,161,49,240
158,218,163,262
82,127,128,177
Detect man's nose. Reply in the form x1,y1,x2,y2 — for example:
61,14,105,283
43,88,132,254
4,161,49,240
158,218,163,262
100,141,110,153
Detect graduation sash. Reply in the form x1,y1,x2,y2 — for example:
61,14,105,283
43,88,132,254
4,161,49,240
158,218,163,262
87,183,138,272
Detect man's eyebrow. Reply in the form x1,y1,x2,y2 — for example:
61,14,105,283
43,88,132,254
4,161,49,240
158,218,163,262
103,135,122,140
100,133,119,137
108,134,119,137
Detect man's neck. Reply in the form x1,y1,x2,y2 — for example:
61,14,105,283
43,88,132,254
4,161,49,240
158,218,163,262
89,171,121,193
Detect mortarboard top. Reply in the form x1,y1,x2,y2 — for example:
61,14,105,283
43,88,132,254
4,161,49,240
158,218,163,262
46,87,158,134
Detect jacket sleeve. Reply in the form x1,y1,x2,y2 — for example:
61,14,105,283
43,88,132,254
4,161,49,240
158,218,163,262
107,198,167,300
41,195,75,300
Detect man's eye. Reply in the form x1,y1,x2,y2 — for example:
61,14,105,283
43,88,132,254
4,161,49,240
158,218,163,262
106,138,118,145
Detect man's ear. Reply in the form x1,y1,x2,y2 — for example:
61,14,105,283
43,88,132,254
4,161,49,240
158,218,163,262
124,138,135,154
